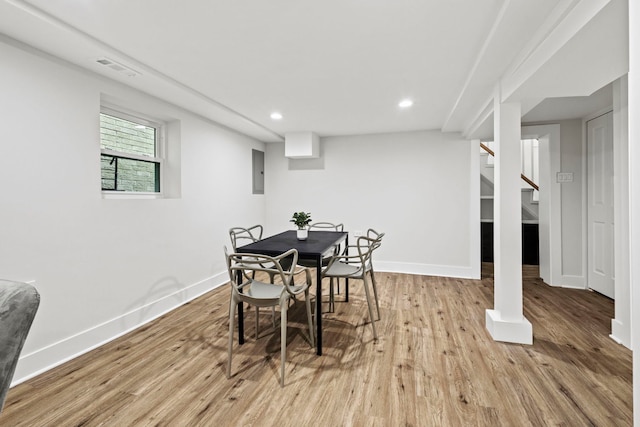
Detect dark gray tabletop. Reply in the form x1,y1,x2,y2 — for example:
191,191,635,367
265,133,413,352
237,230,347,260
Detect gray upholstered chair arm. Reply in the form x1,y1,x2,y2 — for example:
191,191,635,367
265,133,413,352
0,280,40,412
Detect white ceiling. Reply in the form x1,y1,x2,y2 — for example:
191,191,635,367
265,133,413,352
523,83,613,123
0,0,628,142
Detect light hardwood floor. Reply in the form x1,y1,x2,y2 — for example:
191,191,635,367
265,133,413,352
0,264,632,426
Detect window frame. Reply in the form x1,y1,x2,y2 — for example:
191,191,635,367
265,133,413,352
100,105,166,198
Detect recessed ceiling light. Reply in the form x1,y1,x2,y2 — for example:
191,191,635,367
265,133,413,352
270,112,283,120
399,99,413,108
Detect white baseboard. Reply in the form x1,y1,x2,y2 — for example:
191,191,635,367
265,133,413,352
559,274,586,289
611,319,632,349
12,272,228,386
485,309,533,345
376,261,480,280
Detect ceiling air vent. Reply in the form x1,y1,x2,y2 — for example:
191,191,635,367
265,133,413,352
95,57,140,77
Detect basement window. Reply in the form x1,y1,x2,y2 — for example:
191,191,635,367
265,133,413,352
100,107,164,195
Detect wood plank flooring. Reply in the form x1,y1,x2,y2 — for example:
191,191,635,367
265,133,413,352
0,264,632,426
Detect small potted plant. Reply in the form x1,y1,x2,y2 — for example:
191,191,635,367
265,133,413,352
291,211,312,240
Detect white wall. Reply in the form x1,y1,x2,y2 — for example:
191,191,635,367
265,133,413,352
629,0,640,423
557,119,585,283
612,76,630,348
0,39,265,383
264,131,480,279
523,119,585,288
522,124,561,287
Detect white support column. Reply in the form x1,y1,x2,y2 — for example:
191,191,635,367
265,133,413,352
486,86,533,345
629,1,640,425
611,75,630,348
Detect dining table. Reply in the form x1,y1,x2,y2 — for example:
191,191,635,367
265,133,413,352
236,229,348,355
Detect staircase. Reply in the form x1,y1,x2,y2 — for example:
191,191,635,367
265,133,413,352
480,141,540,264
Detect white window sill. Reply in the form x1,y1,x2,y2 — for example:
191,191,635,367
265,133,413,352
102,191,163,200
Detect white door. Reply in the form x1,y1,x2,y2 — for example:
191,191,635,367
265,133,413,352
587,111,614,298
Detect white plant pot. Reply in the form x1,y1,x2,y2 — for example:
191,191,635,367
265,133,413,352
296,228,308,240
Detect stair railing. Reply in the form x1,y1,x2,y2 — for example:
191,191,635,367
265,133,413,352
480,142,539,191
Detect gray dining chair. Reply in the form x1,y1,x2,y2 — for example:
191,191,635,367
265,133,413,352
229,225,277,338
296,222,345,308
229,225,264,252
364,228,385,318
225,247,315,387
298,222,344,261
0,280,40,412
322,231,384,340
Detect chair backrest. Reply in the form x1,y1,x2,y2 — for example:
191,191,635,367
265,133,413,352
0,280,40,412
310,222,345,255
224,247,306,297
309,222,344,232
363,229,384,265
366,228,384,242
229,225,264,251
349,234,382,267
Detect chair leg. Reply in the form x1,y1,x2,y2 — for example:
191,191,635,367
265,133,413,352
280,301,287,387
329,278,335,313
227,297,236,379
269,272,277,330
255,306,260,339
370,270,381,321
309,294,318,340
361,277,378,340
305,290,315,348
345,279,349,302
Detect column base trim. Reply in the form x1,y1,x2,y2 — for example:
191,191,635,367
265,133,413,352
611,319,631,349
485,309,533,345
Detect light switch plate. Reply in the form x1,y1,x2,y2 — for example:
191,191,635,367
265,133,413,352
557,172,574,183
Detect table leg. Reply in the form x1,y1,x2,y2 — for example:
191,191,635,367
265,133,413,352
345,234,349,302
236,270,244,345
316,254,322,355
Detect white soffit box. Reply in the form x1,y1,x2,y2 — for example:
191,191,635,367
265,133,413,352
285,132,320,158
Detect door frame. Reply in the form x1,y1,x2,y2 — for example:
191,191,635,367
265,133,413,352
522,124,561,287
581,106,614,293
585,110,615,298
